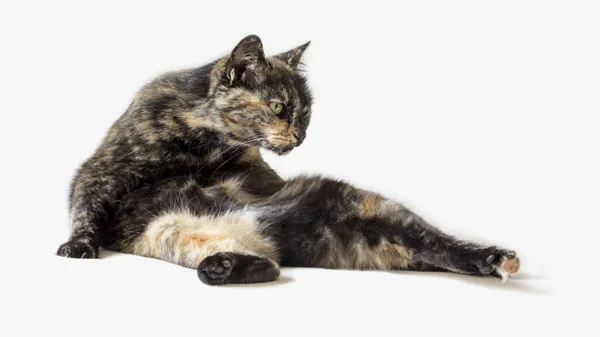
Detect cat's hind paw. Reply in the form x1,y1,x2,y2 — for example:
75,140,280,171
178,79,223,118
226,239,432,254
493,253,520,282
477,248,520,282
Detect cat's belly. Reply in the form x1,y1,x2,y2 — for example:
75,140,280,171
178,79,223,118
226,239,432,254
103,174,266,251
124,209,279,268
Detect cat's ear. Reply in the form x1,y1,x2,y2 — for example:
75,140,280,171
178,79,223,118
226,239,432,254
275,41,310,70
225,35,267,85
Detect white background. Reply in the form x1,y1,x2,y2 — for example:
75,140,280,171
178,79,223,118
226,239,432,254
1,0,598,336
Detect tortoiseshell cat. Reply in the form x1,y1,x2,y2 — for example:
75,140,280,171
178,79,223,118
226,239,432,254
57,35,520,285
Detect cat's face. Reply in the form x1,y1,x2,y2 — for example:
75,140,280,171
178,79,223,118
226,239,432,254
213,36,312,155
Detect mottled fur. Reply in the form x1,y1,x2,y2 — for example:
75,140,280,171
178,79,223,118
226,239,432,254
58,35,520,285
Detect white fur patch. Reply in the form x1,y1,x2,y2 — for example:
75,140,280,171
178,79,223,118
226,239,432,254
129,209,278,269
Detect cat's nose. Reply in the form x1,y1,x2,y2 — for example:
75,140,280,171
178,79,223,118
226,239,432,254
292,131,304,146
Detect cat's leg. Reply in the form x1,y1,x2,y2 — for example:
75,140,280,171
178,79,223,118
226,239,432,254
57,164,145,259
123,210,280,285
350,188,521,280
266,177,519,280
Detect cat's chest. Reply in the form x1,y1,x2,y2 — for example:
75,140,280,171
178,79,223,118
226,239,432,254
169,147,243,176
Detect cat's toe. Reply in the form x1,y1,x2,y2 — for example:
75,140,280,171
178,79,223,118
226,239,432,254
501,249,516,259
57,239,98,259
197,253,234,285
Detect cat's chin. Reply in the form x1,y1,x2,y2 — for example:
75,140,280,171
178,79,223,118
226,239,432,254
261,144,295,156
275,144,295,156
277,149,293,156
265,147,293,156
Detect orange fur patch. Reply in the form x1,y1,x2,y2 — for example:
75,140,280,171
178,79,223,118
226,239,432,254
361,193,379,217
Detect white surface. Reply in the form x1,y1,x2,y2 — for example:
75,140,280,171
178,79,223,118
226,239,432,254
1,1,598,336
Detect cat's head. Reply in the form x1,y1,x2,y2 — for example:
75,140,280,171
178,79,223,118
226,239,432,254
211,35,312,155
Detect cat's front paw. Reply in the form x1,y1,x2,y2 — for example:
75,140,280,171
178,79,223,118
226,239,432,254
197,252,280,285
197,252,235,285
56,239,98,259
475,248,520,281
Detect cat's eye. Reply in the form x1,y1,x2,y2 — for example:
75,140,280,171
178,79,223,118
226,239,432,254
269,102,284,115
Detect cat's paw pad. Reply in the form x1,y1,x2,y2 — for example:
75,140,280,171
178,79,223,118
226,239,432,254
478,248,520,281
494,253,520,281
56,239,98,259
197,253,235,285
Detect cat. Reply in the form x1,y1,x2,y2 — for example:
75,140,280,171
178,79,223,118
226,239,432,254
57,35,520,285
